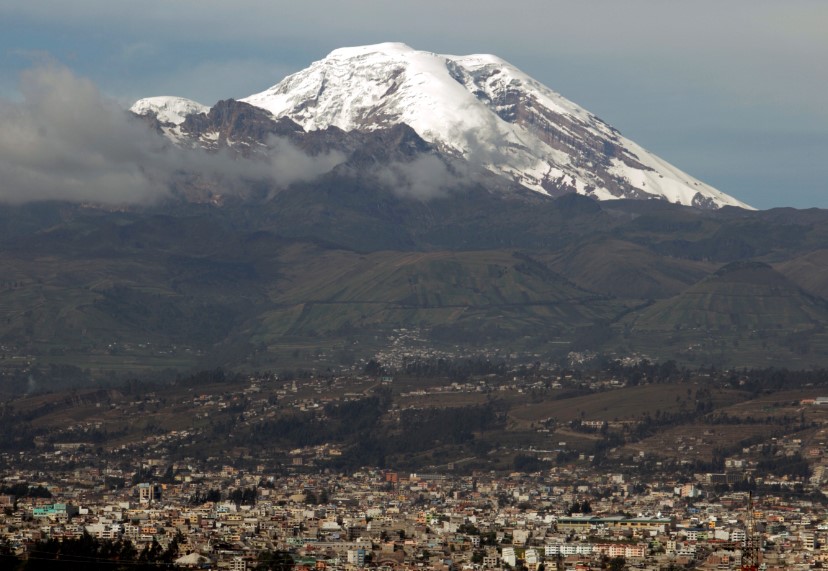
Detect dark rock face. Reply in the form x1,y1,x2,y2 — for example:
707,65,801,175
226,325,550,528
181,99,304,152
175,99,433,163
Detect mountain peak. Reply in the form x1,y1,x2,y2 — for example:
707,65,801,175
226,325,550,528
327,42,416,58
239,44,751,209
130,96,208,125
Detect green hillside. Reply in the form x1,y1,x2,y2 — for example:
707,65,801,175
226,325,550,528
630,261,828,331
241,249,625,363
543,237,717,299
4,194,828,384
616,261,828,368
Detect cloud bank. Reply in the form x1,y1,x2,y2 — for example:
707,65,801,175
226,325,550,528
0,65,343,204
0,65,172,203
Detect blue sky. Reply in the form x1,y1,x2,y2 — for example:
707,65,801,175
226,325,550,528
1,0,826,209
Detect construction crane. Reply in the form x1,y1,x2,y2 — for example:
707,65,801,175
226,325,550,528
742,491,760,571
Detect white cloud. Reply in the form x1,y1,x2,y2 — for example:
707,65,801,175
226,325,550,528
0,64,343,204
374,155,462,200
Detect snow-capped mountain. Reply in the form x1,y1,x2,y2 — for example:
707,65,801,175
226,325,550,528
133,43,751,209
130,96,209,125
241,43,750,209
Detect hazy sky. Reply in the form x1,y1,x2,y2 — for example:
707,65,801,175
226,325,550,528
1,0,826,209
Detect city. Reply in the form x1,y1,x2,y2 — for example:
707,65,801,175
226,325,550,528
3,361,828,570
1,460,824,570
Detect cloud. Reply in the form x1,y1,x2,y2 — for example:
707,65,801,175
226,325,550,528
374,155,464,200
265,137,344,189
0,64,172,203
0,64,343,204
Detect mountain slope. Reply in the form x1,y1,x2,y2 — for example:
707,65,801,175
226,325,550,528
237,43,751,209
543,238,718,299
629,261,828,331
245,248,620,352
613,261,828,367
5,197,828,379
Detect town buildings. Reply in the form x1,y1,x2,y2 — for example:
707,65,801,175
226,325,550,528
2,463,826,570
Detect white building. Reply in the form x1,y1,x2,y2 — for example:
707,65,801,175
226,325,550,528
347,548,366,567
501,547,516,567
524,548,540,571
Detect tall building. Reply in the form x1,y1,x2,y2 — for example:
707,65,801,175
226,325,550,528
137,483,162,504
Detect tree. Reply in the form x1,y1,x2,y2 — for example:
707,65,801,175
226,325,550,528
608,556,626,571
0,540,19,569
256,550,294,571
138,539,163,563
364,359,382,377
160,535,181,564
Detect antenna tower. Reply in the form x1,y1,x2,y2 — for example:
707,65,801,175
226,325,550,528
741,491,759,571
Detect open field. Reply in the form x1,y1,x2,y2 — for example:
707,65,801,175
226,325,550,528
508,383,749,425
625,423,785,462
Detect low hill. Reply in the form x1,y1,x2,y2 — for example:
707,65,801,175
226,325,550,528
543,237,716,299
630,261,828,331
244,249,621,358
617,261,828,368
775,249,828,299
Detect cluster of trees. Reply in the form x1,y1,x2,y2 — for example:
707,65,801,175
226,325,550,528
605,359,683,385
255,550,294,571
229,487,258,506
189,488,222,505
12,533,181,571
756,450,811,479
303,489,329,505
0,483,51,499
397,357,509,380
229,381,506,470
244,392,390,451
397,404,505,448
325,402,506,470
512,453,550,472
566,500,592,515
731,367,828,394
706,412,807,427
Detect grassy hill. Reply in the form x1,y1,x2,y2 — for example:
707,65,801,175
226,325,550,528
616,261,828,368
775,249,828,299
543,237,717,299
242,249,624,360
630,261,828,331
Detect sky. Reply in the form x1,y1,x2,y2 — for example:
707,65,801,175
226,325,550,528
0,0,826,210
